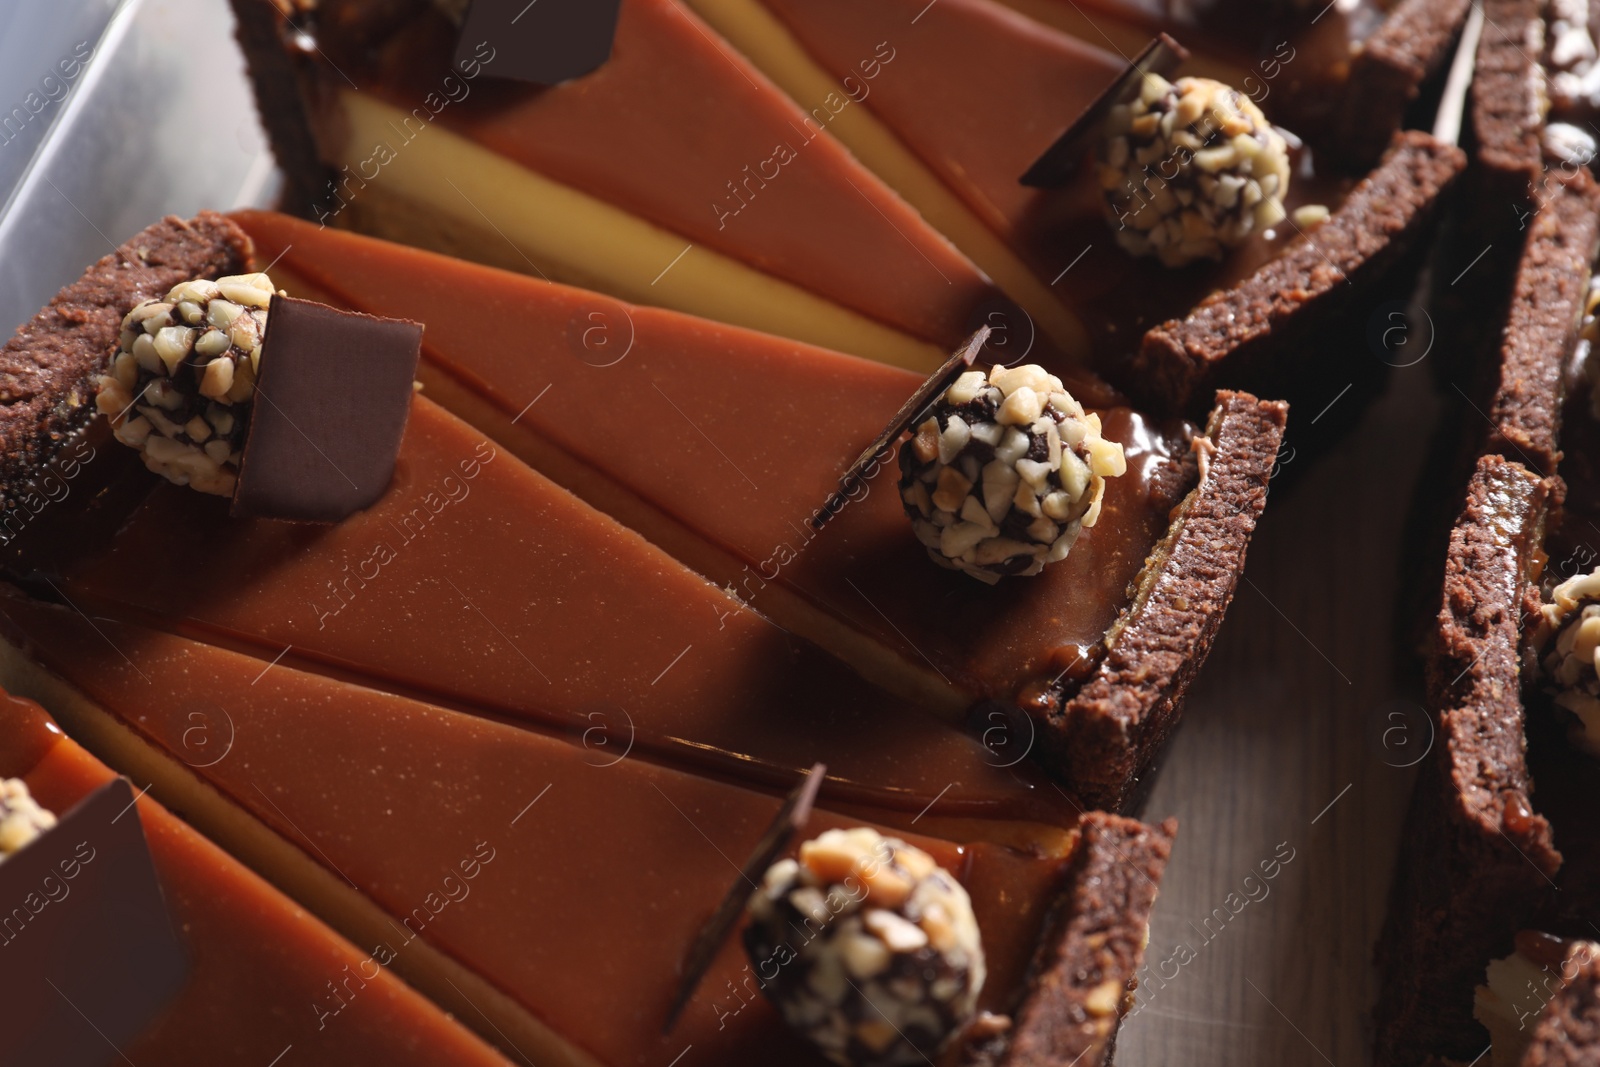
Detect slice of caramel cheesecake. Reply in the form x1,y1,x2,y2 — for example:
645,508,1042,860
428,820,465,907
992,0,1470,169
0,593,1175,1067
681,0,1466,413
50,392,1075,819
229,210,1286,810
0,212,1075,822
0,686,520,1066
228,0,1009,371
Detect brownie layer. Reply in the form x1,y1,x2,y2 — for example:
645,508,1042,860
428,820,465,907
1334,0,1474,170
1039,391,1286,811
0,213,249,529
1129,132,1466,416
1469,0,1545,206
1374,453,1562,1067
1484,173,1600,477
228,0,329,220
972,814,1175,1067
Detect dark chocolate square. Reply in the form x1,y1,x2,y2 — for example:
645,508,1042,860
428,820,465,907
233,296,422,524
1019,35,1189,188
0,778,189,1066
455,0,624,86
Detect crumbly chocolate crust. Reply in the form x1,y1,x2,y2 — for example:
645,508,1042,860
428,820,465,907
1038,391,1287,812
1334,0,1474,171
956,814,1174,1067
1484,173,1600,477
1130,133,1466,416
0,213,252,530
1524,944,1600,1067
1470,0,1545,203
228,0,339,219
1375,454,1563,1067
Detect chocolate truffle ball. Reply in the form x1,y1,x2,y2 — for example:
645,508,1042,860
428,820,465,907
898,363,1126,583
1099,74,1292,267
745,827,985,1067
94,273,280,496
1530,567,1600,754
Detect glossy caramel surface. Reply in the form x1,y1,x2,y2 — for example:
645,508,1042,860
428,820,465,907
754,0,1354,356
56,394,1077,820
0,600,1072,1067
0,690,516,1067
309,0,997,347
235,212,1194,705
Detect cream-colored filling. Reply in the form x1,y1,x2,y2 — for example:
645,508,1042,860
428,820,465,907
681,0,1091,359
325,91,945,373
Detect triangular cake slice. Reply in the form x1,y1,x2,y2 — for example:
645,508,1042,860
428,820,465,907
0,595,1175,1067
230,210,1286,809
686,0,1467,414
52,393,1072,820
227,0,1011,371
0,211,1074,820
0,685,519,1067
986,0,1470,169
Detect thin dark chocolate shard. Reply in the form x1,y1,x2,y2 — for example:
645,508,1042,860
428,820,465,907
1019,34,1189,189
0,778,188,1067
664,762,826,1034
812,327,988,531
232,296,422,523
455,0,623,86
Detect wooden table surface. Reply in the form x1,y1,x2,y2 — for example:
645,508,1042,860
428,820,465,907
1117,343,1445,1065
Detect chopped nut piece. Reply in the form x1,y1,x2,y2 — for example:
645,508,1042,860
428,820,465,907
93,272,285,496
1099,74,1294,268
1084,979,1125,1017
898,363,1126,582
747,827,985,1067
0,778,56,860
1292,204,1331,228
1529,567,1600,754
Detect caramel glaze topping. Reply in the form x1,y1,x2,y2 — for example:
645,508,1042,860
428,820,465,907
230,212,1197,711
0,596,1076,1067
48,396,1081,825
297,0,997,350
0,686,518,1067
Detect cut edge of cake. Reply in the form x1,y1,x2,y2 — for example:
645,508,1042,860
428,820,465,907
1132,131,1467,416
1374,452,1561,1067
